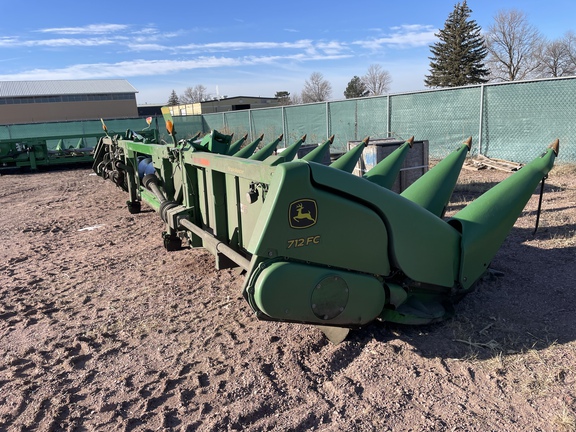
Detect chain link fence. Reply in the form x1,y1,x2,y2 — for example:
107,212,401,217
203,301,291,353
0,117,166,150
183,76,576,163
2,77,574,163
481,79,576,162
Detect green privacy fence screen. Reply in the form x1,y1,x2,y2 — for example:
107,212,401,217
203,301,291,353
2,77,575,162
0,116,166,150
179,76,576,163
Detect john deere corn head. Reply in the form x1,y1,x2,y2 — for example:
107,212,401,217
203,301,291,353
0,135,102,171
93,120,559,343
0,119,159,172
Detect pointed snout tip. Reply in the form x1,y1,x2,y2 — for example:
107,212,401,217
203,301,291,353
407,136,414,148
464,137,472,151
549,139,559,156
361,136,370,146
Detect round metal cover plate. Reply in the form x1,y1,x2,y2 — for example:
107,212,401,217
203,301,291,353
311,275,349,320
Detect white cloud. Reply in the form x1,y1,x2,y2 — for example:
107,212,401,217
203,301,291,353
0,37,20,47
138,27,160,35
178,40,314,53
390,24,434,32
0,36,115,48
130,29,182,44
1,27,173,51
316,41,348,55
0,52,351,82
354,24,437,50
28,38,116,47
126,43,169,52
38,24,129,35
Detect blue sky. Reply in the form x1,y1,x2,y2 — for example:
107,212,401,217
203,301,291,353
1,0,574,105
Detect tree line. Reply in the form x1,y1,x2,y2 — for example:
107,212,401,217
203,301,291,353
168,1,573,106
167,65,391,106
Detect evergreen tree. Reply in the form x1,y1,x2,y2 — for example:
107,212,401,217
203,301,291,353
167,89,180,106
275,91,292,105
344,76,369,99
425,1,489,87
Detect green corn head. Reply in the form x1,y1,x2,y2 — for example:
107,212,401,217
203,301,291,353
92,121,559,343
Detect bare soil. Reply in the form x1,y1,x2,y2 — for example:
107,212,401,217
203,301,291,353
1,161,575,432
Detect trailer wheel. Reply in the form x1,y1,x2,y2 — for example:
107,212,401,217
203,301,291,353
162,232,182,251
127,201,141,214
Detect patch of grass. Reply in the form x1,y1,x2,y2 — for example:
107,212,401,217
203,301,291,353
452,179,498,197
548,228,576,244
447,308,525,356
478,343,572,400
553,405,576,432
550,163,576,177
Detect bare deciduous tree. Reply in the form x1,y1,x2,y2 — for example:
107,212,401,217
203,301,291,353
485,9,543,81
362,64,392,95
301,72,332,103
291,92,303,105
180,85,211,103
536,37,575,78
562,31,576,72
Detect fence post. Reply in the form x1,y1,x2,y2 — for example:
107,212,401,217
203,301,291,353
478,84,484,156
355,100,358,141
387,94,391,138
282,106,286,145
248,110,254,141
326,102,330,140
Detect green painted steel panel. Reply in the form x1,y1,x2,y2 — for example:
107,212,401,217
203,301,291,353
248,162,391,277
252,261,386,326
449,146,557,289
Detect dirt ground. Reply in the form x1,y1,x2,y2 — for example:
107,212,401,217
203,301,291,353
1,159,575,432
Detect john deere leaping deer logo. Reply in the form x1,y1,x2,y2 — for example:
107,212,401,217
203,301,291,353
289,199,318,229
